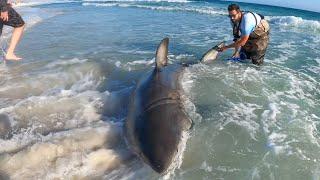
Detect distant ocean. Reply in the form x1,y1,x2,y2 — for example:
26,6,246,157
0,0,319,179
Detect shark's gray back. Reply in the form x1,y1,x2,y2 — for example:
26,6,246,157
125,38,192,173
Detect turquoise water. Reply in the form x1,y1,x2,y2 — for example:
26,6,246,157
0,0,320,179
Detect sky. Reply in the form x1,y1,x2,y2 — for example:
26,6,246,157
232,0,320,13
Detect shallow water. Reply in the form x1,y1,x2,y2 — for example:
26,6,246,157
0,0,320,179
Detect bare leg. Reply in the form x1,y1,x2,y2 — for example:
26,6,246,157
5,24,25,61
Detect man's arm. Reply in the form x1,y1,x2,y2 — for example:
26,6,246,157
219,35,249,52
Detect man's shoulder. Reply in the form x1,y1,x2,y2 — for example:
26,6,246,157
240,12,258,34
243,12,255,21
242,12,258,27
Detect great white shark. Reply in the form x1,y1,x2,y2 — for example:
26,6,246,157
125,38,223,173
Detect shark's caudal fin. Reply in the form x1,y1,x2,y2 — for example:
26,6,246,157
200,41,225,63
0,113,11,139
155,38,169,69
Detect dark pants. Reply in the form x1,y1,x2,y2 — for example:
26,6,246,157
0,6,25,36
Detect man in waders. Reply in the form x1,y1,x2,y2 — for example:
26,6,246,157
218,4,270,65
0,0,25,60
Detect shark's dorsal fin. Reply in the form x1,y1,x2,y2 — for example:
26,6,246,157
155,38,169,69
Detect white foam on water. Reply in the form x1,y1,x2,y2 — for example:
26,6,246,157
14,0,77,7
267,132,289,155
0,58,103,100
215,166,240,173
307,58,320,74
180,64,264,142
175,54,194,60
0,123,132,179
219,102,261,140
82,2,118,7
0,54,139,179
261,103,280,135
258,65,320,164
115,60,122,67
45,58,89,68
268,65,319,105
135,5,226,15
200,161,213,172
117,49,154,55
286,74,318,106
267,16,320,34
0,56,109,157
304,119,320,147
180,68,195,94
181,66,203,123
118,58,155,71
241,66,263,82
0,89,106,152
180,64,209,90
0,58,135,178
315,58,320,66
183,61,320,171
84,0,190,2
82,2,227,16
182,59,320,174
274,41,296,49
161,131,190,179
272,41,298,64
127,59,154,65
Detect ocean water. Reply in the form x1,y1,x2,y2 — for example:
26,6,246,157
0,0,320,179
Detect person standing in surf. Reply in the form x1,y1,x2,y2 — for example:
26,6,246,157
218,4,270,65
0,0,25,60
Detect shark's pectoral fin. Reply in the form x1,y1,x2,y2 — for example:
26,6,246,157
155,38,169,69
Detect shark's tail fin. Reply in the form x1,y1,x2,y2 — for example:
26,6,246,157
200,41,225,63
155,38,169,69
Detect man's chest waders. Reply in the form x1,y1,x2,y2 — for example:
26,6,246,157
232,12,270,65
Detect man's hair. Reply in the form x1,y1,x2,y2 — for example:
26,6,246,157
228,4,240,11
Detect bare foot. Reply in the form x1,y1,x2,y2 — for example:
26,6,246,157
5,54,22,61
